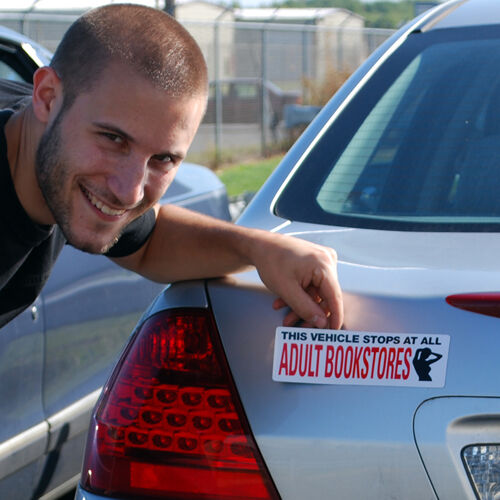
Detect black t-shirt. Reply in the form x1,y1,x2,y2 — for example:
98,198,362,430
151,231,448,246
0,93,156,328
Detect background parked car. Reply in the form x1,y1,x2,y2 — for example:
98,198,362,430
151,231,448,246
0,24,230,500
203,77,301,127
76,1,500,499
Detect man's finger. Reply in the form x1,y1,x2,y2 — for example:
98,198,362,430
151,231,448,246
273,297,287,310
283,285,332,328
318,272,344,329
275,283,342,328
282,309,300,326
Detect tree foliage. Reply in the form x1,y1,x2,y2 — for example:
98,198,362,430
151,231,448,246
271,0,421,29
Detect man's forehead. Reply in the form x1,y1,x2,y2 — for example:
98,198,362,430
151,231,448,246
66,69,205,156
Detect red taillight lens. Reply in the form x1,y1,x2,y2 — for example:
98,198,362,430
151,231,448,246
446,292,500,319
81,308,279,499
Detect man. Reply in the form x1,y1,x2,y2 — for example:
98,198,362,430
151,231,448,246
0,4,343,330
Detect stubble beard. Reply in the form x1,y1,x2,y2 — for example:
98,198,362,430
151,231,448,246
35,109,122,254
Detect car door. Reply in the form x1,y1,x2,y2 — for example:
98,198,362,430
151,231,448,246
0,298,47,499
0,36,40,83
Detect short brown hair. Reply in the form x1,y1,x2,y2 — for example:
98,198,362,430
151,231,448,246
50,3,208,107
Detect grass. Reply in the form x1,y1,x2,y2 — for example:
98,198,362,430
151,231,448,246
215,154,284,197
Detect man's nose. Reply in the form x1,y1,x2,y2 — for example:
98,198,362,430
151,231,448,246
107,156,147,208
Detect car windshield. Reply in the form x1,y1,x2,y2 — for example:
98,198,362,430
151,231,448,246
276,25,500,231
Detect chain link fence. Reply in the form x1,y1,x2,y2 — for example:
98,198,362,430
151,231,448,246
0,11,394,166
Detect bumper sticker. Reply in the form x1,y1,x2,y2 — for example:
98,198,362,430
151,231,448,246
272,327,450,388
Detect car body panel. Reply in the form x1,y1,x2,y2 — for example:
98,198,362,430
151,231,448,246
204,240,500,499
204,226,500,500
75,491,102,500
432,0,500,29
0,299,47,499
0,24,51,81
414,397,500,500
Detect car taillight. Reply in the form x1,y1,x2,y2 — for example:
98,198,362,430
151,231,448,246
81,308,279,499
462,444,500,499
446,293,500,319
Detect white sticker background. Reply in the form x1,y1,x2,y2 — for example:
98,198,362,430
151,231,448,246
272,327,450,388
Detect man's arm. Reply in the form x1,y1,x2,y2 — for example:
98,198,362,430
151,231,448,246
111,204,343,329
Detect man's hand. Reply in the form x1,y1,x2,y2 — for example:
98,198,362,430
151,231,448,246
249,232,343,329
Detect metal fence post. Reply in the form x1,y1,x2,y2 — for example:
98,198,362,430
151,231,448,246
214,21,222,165
337,27,343,71
302,28,309,103
260,25,268,156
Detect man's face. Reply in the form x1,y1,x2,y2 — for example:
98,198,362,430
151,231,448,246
36,62,206,254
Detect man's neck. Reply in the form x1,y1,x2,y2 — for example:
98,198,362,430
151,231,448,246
4,106,54,226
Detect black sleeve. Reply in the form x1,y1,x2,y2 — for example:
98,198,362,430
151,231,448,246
105,208,156,258
0,79,32,111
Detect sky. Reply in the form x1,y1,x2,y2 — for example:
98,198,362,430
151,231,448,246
0,0,403,9
236,0,400,5
236,0,401,5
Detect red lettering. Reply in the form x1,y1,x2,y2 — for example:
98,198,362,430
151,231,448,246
335,346,344,378
344,346,353,378
402,348,412,380
279,343,288,375
352,347,362,378
377,347,387,379
394,347,404,380
361,347,370,379
299,344,307,376
325,346,334,377
370,347,380,378
386,347,396,379
307,345,316,376
314,345,323,377
289,343,298,376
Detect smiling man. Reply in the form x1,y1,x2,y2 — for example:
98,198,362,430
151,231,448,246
0,3,343,330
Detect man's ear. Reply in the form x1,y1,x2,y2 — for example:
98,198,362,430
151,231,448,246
32,66,63,124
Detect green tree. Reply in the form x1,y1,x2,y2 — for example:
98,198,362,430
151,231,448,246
270,0,424,29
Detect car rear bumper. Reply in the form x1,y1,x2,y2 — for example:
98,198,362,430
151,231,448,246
74,486,102,500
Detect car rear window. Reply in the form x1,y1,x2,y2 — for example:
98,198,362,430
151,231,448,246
275,25,500,231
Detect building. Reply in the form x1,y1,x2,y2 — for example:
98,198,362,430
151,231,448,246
176,1,235,80
233,8,366,86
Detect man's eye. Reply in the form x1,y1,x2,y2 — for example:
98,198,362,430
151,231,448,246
150,154,178,174
102,132,124,144
150,154,177,172
153,154,173,164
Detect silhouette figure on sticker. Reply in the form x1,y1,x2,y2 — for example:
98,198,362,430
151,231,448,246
412,348,442,381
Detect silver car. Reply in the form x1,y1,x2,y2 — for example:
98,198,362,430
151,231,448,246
0,25,230,500
76,1,500,499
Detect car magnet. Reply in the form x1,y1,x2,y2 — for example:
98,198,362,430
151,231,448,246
272,327,450,388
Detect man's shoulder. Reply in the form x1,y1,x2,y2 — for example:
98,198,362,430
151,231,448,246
0,79,32,111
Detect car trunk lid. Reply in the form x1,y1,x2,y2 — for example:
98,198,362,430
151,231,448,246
207,227,500,499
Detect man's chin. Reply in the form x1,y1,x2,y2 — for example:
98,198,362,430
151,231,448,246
65,232,121,255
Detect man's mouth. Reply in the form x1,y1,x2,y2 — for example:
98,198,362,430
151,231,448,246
81,186,126,217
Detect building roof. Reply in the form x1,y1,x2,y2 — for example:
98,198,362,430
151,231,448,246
234,7,364,23
0,0,362,25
